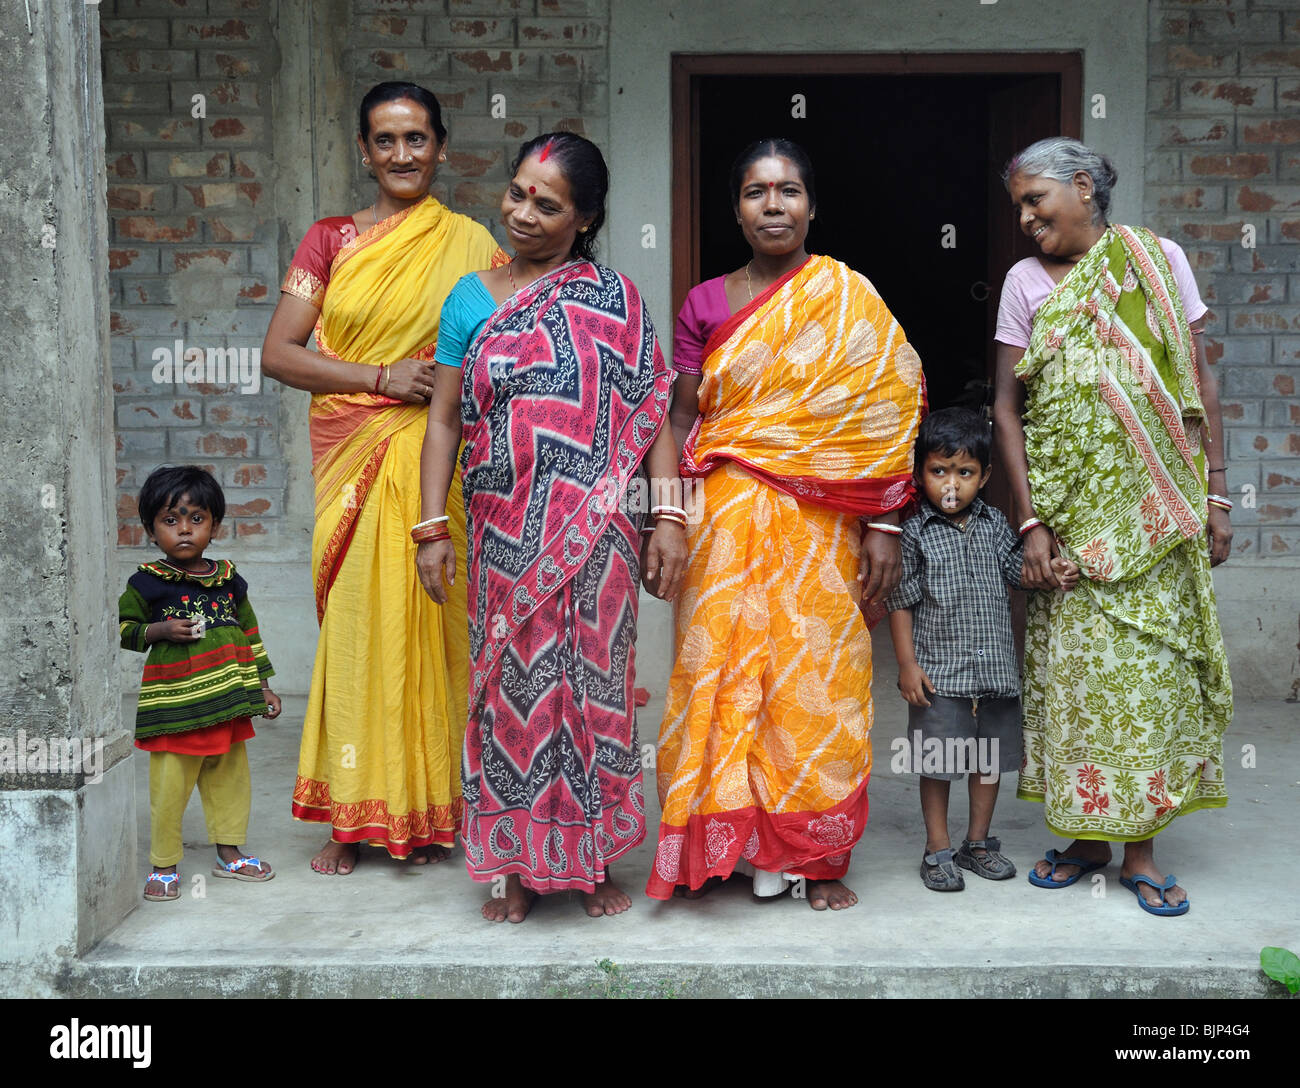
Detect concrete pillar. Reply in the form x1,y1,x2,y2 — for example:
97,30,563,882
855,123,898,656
0,2,134,986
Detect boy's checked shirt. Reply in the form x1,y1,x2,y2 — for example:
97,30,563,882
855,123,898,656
884,496,1025,698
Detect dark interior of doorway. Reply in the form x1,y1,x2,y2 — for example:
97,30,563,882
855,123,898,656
696,73,1060,413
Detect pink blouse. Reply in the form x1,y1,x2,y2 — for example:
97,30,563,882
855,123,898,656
673,276,731,375
994,237,1207,349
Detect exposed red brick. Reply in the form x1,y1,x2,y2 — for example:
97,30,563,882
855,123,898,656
1188,154,1272,179
1249,283,1276,303
1277,375,1296,395
199,433,250,456
1204,339,1224,365
108,249,140,271
117,216,199,242
117,493,139,519
1180,221,1247,241
208,118,246,139
231,464,268,487
238,181,263,204
227,498,271,517
1254,435,1269,451
209,218,255,242
238,282,269,300
1281,220,1300,241
1221,402,1244,419
235,521,267,538
453,50,515,73
109,153,140,179
1243,119,1300,143
195,19,251,41
368,50,405,70
1186,80,1259,107
213,53,252,77
119,525,147,547
172,248,236,271
172,401,198,421
1261,504,1298,520
1267,469,1300,488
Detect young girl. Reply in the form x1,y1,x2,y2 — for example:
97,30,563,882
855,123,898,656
118,465,281,902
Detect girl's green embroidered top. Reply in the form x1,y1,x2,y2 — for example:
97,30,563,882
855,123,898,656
119,559,274,740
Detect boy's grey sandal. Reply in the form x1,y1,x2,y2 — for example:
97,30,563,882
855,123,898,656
920,847,965,892
956,837,1017,880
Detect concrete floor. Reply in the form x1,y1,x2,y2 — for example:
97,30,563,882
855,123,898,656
54,680,1300,999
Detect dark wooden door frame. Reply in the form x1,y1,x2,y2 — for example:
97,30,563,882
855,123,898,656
670,52,1084,322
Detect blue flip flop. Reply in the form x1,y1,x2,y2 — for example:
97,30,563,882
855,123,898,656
1026,848,1107,888
1119,873,1189,916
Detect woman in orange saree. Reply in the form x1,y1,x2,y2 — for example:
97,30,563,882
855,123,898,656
647,139,925,909
262,83,505,873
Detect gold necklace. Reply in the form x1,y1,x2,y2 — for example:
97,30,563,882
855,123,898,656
744,261,755,302
507,258,519,293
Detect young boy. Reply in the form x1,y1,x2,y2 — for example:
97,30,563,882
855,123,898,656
885,408,1077,891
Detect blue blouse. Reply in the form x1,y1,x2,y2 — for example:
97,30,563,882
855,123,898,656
435,273,498,368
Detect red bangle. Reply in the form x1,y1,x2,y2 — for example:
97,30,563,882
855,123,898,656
412,527,451,544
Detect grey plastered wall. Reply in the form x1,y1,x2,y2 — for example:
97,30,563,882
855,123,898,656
0,3,135,968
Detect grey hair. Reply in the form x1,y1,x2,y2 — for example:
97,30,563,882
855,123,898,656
1002,137,1118,224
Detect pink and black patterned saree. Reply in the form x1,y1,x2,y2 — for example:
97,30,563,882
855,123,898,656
459,261,673,893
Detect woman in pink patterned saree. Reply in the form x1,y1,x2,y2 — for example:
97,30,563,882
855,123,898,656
417,134,686,922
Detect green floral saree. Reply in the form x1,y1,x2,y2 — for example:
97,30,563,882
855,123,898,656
1016,226,1232,840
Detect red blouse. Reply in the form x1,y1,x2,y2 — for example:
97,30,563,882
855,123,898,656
280,217,359,308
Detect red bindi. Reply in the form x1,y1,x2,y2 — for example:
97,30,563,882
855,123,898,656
528,185,536,194
768,181,776,188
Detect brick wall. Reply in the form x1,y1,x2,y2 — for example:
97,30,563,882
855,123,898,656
103,0,282,548
1147,0,1300,559
348,0,609,238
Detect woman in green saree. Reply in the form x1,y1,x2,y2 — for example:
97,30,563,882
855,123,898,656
992,137,1232,916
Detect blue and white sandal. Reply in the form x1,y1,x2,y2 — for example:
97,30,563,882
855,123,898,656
144,870,180,902
1026,848,1107,888
211,855,275,882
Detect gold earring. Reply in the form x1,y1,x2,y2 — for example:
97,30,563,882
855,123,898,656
363,157,370,166
1082,194,1091,202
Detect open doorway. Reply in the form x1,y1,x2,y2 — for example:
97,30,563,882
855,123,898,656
671,54,1083,412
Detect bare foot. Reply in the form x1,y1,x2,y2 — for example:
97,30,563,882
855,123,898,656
482,873,536,923
408,844,453,866
582,871,632,917
1031,839,1111,884
311,840,358,875
144,865,180,901
675,875,726,900
807,879,858,911
1121,840,1187,908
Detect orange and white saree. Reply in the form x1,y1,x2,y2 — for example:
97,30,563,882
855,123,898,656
285,196,506,856
647,255,924,897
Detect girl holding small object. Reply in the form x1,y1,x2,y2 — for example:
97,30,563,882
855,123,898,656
417,133,683,923
119,465,281,903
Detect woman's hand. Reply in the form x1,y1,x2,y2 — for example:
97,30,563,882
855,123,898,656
1207,505,1232,567
416,539,457,603
858,530,902,607
1020,524,1063,590
385,357,442,403
642,522,687,601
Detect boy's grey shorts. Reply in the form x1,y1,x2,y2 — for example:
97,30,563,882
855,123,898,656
906,694,1022,781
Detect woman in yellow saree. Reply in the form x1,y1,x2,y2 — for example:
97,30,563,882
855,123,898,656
262,83,505,873
647,139,925,909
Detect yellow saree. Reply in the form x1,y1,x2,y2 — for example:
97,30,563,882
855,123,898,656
289,196,506,856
